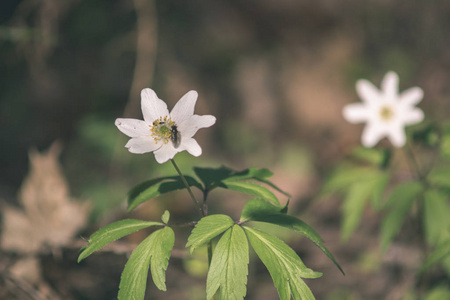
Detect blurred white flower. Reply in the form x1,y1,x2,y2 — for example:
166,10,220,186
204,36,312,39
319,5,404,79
343,71,424,148
115,88,216,163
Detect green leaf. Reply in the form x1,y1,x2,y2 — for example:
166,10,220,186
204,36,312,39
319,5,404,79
193,166,290,198
78,219,162,262
370,172,390,210
351,147,390,166
223,180,281,207
186,214,234,254
241,198,344,275
118,227,175,299
193,166,236,190
161,210,170,224
424,285,450,300
419,239,450,274
206,225,249,300
380,182,424,251
423,190,450,246
226,168,291,198
127,175,202,212
322,166,381,195
341,178,382,241
244,226,322,300
440,122,450,160
428,168,450,189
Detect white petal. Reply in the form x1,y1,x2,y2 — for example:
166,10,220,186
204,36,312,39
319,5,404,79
153,144,179,164
125,136,161,154
342,104,369,123
115,118,150,137
381,71,399,100
400,87,423,107
361,124,386,148
178,137,202,157
356,79,380,105
141,88,169,124
387,126,406,148
403,108,424,125
179,115,216,138
170,90,198,125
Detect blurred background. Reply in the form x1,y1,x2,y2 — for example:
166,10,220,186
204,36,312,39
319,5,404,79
1,0,449,299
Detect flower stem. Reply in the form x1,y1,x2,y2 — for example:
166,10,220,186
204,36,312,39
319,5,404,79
170,159,204,217
404,141,425,182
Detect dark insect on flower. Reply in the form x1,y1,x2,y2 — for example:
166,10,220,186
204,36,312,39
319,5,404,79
170,125,181,148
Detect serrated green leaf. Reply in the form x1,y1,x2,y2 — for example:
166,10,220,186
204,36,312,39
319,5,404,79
428,168,450,189
226,168,291,197
118,227,175,300
193,166,236,190
161,210,170,224
186,215,234,254
228,167,274,181
223,180,281,207
380,182,424,251
423,190,450,246
419,238,450,274
244,226,322,300
341,179,380,241
240,198,344,275
193,166,291,198
206,225,249,300
78,219,162,262
127,175,202,212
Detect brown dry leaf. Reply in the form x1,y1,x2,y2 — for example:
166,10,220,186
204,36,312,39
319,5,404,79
1,141,90,253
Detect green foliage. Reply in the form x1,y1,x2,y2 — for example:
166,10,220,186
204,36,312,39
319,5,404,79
322,166,374,194
127,167,290,212
206,225,249,300
350,147,391,167
193,166,270,189
423,190,450,245
342,171,388,241
423,285,450,300
427,168,450,190
127,175,202,211
186,214,234,254
118,227,175,299
241,198,344,275
411,123,440,147
324,151,391,241
380,182,424,251
82,165,343,299
193,166,290,203
222,180,280,207
440,122,450,159
161,210,170,224
244,226,322,300
78,219,163,262
418,239,450,274
324,165,389,208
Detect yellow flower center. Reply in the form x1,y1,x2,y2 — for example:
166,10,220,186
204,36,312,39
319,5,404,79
379,106,394,121
150,116,177,144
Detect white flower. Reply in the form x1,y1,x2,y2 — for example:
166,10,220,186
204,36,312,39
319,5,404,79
343,71,424,148
115,88,216,163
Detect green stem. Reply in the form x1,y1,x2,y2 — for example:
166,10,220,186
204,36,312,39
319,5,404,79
170,159,204,217
403,142,430,270
404,141,425,182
